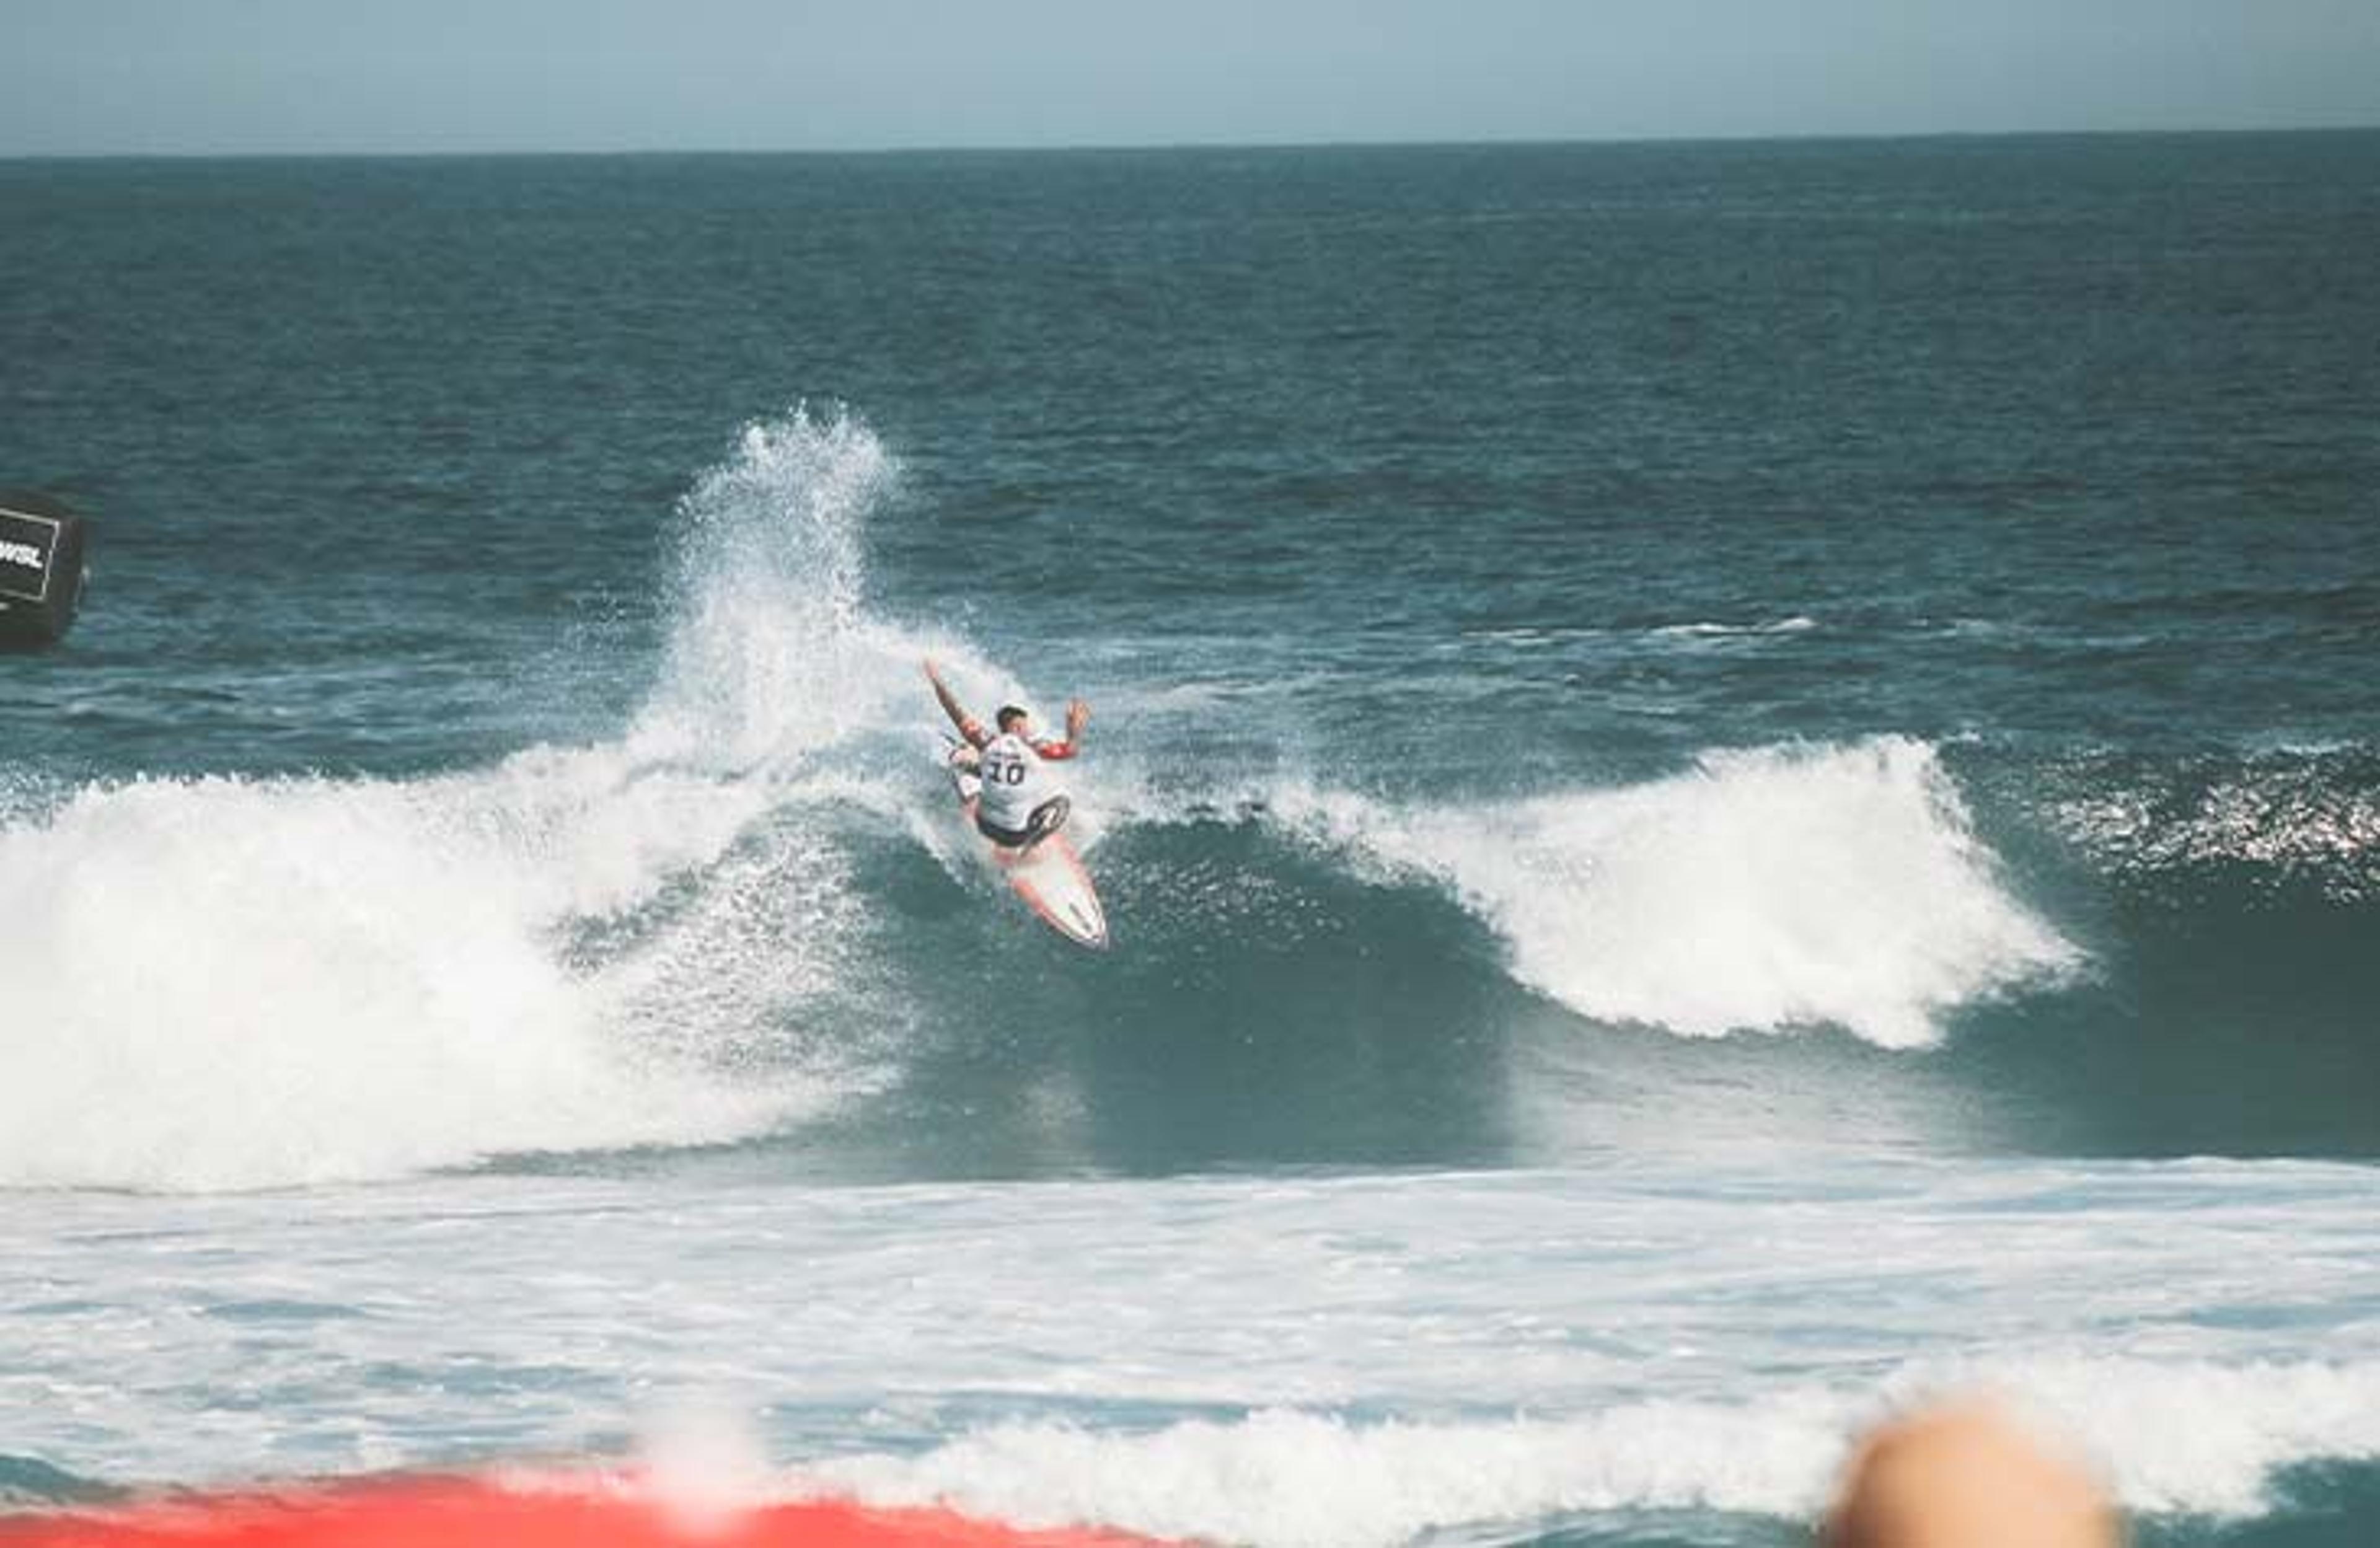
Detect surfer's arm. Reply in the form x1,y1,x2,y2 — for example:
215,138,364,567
923,659,989,748
1033,698,1090,760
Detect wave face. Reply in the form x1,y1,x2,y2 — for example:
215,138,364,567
9,407,2380,1187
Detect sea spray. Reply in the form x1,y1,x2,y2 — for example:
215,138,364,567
630,405,907,770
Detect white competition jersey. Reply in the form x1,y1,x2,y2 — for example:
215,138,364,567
976,731,1065,830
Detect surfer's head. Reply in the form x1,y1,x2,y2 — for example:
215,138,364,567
997,705,1031,734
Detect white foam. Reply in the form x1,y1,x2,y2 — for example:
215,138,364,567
4,1158,2374,1524
1649,615,1820,639
0,770,801,1192
0,409,935,1192
1903,1355,2380,1519
1271,738,2079,1048
794,1355,2380,1547
800,1405,1849,1548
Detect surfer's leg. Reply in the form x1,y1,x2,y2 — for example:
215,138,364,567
946,745,984,805
1016,795,1070,853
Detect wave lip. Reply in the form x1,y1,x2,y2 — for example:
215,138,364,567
1278,737,2079,1049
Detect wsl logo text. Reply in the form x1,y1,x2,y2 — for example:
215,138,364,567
0,539,46,571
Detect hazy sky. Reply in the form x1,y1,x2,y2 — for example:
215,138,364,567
4,0,2377,157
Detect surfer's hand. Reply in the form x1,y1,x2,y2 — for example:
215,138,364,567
1066,698,1090,734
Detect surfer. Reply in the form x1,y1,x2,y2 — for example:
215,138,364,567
924,658,1090,855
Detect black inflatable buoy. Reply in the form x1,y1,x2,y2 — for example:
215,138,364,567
0,491,90,649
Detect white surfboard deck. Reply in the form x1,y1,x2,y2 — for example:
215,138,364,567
994,829,1109,950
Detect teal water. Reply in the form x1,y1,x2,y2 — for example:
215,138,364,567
2,135,2378,1545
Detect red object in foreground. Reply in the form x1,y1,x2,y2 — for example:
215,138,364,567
0,1478,1170,1548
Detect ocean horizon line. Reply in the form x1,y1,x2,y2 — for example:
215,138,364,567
5,119,2377,167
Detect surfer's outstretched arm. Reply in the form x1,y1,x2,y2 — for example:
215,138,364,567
1035,697,1090,760
923,658,989,748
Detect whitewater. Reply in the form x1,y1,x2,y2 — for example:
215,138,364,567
6,1164,2378,1544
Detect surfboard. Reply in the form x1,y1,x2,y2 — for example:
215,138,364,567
996,828,1109,950
945,747,1109,950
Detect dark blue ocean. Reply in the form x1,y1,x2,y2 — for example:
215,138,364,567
2,134,2378,1546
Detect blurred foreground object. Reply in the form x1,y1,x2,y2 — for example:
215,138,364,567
1826,1401,2120,1548
0,1475,1171,1548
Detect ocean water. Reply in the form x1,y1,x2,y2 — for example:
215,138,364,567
2,134,2378,1545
